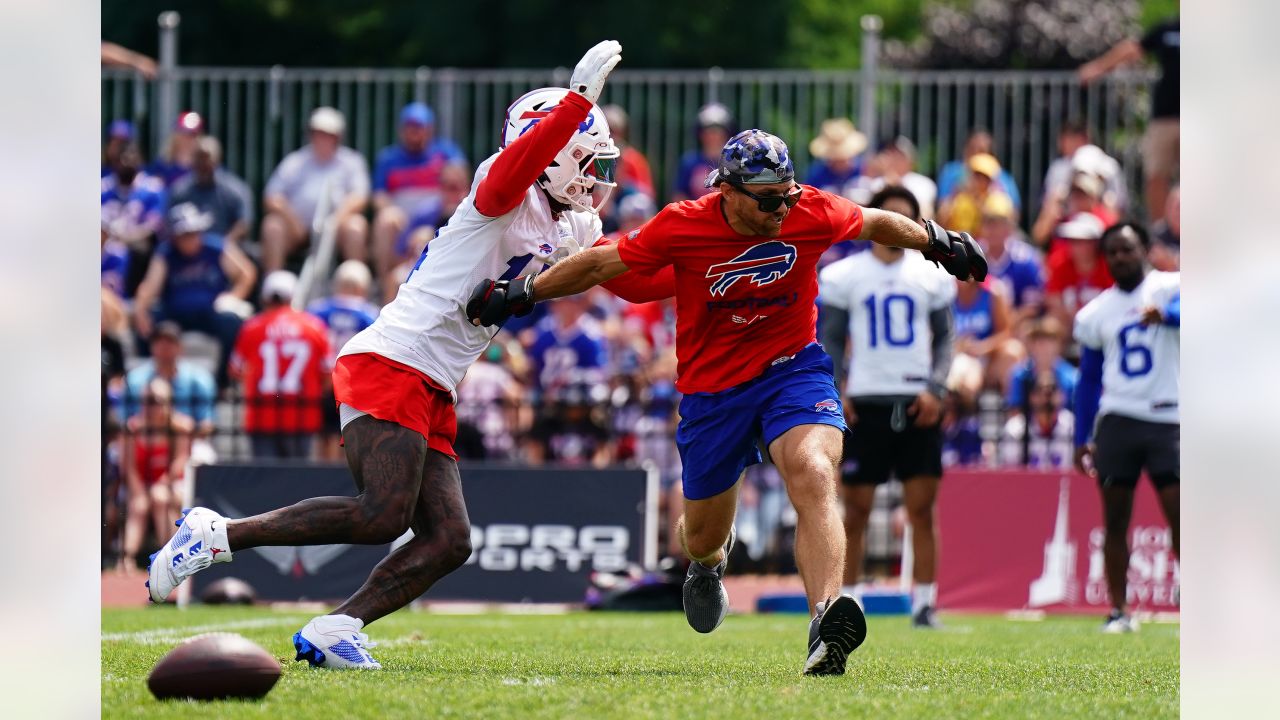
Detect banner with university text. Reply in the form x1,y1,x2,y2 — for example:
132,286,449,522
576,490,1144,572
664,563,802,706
936,469,1178,614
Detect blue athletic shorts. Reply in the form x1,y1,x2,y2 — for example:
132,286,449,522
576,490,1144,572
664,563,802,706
676,343,846,501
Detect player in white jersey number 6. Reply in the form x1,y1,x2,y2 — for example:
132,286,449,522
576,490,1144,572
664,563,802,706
147,40,627,669
1072,221,1180,634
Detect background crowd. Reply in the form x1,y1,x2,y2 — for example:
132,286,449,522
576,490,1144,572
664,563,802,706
100,20,1178,571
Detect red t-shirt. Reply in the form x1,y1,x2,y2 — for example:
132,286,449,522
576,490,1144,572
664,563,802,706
1045,253,1113,317
231,306,332,433
617,185,864,394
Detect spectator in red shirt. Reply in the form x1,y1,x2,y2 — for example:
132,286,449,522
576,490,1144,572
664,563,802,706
1033,170,1117,253
119,377,193,573
230,271,332,459
1044,213,1113,329
602,104,655,199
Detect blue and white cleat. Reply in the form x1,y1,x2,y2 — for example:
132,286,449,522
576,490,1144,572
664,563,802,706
147,507,232,603
293,615,382,670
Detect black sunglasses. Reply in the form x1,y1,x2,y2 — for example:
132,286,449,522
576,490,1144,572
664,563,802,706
730,183,802,212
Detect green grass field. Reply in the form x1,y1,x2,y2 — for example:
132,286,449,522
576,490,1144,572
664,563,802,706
103,606,1178,719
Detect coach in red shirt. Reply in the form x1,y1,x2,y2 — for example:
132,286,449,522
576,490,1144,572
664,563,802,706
468,128,987,676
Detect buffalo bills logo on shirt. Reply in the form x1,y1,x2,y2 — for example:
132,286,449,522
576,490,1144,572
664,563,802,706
538,242,555,255
705,241,798,296
814,399,840,415
518,106,595,138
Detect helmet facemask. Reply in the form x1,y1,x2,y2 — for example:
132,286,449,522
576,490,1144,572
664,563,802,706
541,139,619,214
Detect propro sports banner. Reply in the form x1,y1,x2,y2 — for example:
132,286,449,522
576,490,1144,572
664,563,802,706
936,469,1178,614
191,462,655,604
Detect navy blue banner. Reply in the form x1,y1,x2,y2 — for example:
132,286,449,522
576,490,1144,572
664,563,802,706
191,462,653,603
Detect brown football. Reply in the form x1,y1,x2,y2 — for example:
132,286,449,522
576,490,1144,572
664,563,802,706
147,632,282,701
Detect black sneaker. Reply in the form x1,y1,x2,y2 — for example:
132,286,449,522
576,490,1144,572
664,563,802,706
803,594,868,676
682,526,736,633
912,605,942,629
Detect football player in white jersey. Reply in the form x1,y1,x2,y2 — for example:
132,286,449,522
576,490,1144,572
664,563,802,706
1073,221,1180,633
146,41,627,669
817,186,957,629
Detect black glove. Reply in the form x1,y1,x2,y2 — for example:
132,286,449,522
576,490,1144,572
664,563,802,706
922,219,988,282
466,275,537,327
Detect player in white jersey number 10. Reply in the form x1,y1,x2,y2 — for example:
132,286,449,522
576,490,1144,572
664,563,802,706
1072,221,1180,634
146,40,626,669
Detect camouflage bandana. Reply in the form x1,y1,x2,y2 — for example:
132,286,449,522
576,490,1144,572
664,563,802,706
705,129,795,187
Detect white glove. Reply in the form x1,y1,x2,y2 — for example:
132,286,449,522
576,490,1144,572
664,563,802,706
569,40,622,104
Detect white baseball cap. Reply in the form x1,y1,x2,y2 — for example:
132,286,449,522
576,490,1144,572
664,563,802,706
262,270,298,303
309,106,346,136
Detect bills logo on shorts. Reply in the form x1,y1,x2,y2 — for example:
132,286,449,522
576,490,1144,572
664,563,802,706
705,240,798,296
814,399,840,414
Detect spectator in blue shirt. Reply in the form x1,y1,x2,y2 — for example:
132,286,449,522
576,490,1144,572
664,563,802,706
102,144,167,296
101,227,130,298
936,129,1022,212
527,295,607,399
371,102,467,285
671,103,732,202
167,136,253,245
978,193,1045,322
1007,317,1078,413
101,144,166,248
307,259,380,459
804,118,867,196
132,204,257,388
308,259,380,364
121,320,218,443
102,119,135,183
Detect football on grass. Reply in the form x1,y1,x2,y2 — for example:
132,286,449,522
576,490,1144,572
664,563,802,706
147,633,281,701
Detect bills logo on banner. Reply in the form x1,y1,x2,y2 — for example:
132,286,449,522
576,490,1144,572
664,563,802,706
937,470,1178,614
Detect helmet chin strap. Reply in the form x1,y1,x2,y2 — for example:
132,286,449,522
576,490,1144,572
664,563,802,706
538,184,572,217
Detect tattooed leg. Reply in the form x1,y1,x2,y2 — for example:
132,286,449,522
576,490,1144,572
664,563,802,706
332,449,472,624
225,415,426,549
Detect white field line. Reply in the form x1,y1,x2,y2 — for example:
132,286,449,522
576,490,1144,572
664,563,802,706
102,617,306,645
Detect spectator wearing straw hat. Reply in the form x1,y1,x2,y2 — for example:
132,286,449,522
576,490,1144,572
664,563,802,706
261,106,371,273
131,203,257,387
370,102,467,286
805,118,867,199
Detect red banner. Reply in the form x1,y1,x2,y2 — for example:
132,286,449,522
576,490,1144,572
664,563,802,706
936,470,1178,614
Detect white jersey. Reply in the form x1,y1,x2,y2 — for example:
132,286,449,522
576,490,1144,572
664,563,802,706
819,250,956,397
1073,270,1180,424
339,154,602,397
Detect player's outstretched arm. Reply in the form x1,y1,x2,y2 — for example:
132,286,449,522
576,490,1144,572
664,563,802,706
466,244,630,327
857,209,988,281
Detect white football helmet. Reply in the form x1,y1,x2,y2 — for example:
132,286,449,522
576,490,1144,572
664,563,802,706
502,87,619,214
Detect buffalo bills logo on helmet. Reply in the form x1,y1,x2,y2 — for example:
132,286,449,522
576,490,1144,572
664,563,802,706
814,399,840,414
705,241,798,296
517,105,596,139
